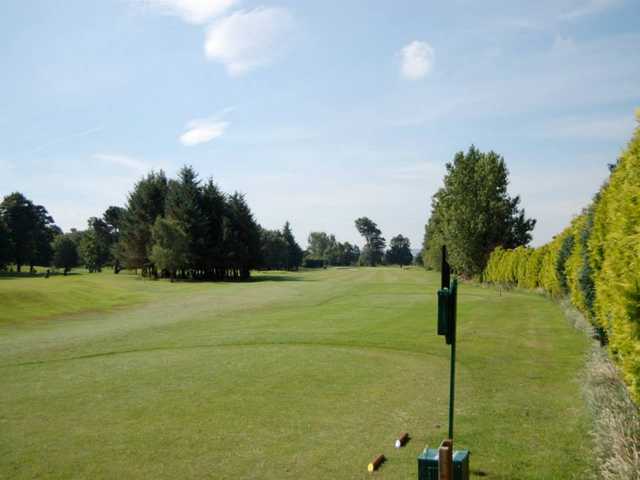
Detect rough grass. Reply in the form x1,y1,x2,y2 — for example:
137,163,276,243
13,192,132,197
584,348,640,480
0,267,593,479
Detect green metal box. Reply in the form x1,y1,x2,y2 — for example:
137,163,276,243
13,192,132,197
417,448,470,480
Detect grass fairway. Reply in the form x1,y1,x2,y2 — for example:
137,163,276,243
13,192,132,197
0,268,592,479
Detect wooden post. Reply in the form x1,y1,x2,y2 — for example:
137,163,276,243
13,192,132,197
367,454,385,473
438,439,453,480
394,432,409,448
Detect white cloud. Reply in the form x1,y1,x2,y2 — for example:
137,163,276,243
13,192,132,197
180,118,229,146
93,153,153,173
204,7,294,75
560,0,623,20
139,0,237,24
400,41,435,80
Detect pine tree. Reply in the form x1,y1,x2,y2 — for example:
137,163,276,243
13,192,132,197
165,166,207,277
282,221,303,270
223,193,261,279
119,171,168,274
149,217,188,280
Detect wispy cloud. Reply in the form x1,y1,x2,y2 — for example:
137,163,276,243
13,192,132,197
180,118,229,146
23,127,103,156
560,0,624,20
400,41,435,80
540,114,636,140
93,153,153,173
138,0,237,24
204,7,294,76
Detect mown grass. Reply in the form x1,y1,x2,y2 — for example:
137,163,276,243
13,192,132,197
0,267,592,479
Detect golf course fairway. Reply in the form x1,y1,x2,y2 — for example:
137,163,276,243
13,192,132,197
0,267,592,479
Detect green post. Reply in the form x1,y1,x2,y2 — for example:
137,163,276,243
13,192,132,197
448,279,457,440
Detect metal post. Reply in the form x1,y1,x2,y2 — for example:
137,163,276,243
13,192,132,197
448,313,456,440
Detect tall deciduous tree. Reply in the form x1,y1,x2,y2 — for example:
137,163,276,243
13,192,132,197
422,146,535,276
355,217,386,266
307,232,333,260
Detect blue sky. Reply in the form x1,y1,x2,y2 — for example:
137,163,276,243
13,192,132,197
1,0,638,249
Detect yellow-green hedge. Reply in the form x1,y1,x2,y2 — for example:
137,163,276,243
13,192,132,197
484,114,640,402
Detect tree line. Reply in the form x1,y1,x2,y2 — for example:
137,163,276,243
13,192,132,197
1,167,417,278
484,117,640,403
0,166,305,279
303,217,413,267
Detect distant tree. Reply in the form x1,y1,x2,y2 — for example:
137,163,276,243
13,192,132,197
385,234,413,266
102,206,126,273
422,146,536,276
304,232,359,266
80,230,104,273
0,217,11,270
259,228,289,270
344,243,361,265
325,240,359,266
31,204,60,270
307,232,333,260
200,179,227,279
223,193,261,280
282,221,303,270
0,192,59,271
118,171,168,274
67,228,86,265
84,217,112,271
355,217,386,266
165,166,207,274
103,206,125,234
149,217,188,280
52,234,79,275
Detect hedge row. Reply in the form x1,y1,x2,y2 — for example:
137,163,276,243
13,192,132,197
484,115,640,402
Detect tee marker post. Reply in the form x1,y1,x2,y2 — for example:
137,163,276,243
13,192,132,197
418,246,470,480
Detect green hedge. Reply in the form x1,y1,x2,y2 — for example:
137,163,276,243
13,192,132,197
484,114,640,402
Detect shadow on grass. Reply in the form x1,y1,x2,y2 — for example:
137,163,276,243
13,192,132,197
0,271,81,280
244,274,307,283
144,273,309,284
